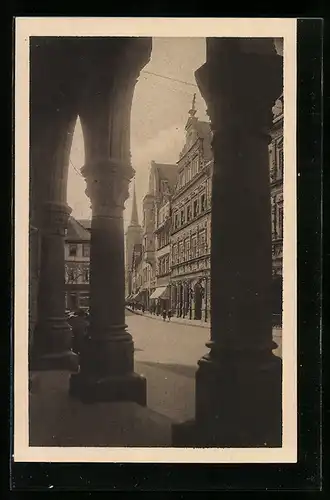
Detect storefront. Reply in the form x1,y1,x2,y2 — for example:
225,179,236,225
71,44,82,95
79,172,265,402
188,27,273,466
149,286,170,313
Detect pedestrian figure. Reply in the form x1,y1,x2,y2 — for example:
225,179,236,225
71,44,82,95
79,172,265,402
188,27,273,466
70,309,89,355
167,309,172,321
162,309,167,321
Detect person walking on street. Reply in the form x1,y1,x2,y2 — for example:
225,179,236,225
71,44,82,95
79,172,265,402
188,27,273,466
167,309,172,321
162,309,167,321
70,309,89,355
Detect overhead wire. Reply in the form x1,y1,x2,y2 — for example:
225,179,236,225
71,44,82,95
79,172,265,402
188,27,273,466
141,70,198,88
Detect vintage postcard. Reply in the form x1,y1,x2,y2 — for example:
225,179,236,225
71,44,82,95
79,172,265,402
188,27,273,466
14,17,297,463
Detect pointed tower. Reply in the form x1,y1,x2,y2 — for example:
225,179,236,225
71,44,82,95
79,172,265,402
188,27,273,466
125,180,143,297
179,94,200,159
130,180,139,226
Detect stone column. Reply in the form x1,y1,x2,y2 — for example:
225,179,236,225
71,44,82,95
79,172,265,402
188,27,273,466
31,202,78,371
70,159,146,405
172,38,283,447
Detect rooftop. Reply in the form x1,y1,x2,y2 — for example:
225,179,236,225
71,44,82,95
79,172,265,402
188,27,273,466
66,217,91,242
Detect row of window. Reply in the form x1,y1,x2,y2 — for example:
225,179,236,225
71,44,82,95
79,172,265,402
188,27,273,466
177,155,200,190
157,229,170,249
173,193,207,231
157,254,170,276
143,265,154,284
172,230,208,265
68,243,90,258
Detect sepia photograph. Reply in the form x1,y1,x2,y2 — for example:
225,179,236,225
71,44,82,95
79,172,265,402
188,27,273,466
14,18,297,463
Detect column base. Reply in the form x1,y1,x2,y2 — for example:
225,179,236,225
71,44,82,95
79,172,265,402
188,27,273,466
172,350,282,448
31,317,77,371
30,350,79,372
69,371,147,406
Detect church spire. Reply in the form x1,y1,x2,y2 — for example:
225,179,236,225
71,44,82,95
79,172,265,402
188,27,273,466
130,180,139,226
188,93,197,117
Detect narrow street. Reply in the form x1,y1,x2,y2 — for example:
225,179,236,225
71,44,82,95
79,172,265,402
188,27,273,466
127,310,282,423
127,310,209,423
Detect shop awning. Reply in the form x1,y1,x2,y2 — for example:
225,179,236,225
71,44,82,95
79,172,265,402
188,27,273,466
131,291,142,301
149,286,169,300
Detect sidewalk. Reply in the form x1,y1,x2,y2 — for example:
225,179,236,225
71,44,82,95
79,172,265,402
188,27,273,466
126,307,211,329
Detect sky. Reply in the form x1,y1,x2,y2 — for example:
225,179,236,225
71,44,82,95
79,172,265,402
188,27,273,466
67,37,208,229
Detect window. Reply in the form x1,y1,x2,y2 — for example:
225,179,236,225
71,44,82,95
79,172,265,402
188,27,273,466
187,205,191,222
179,171,185,188
199,230,206,255
187,165,192,182
172,244,176,264
201,194,206,212
185,239,190,261
79,293,89,308
191,236,197,258
175,213,179,229
69,244,77,257
82,244,90,257
179,241,184,262
278,206,284,238
191,156,199,176
181,210,185,225
193,199,198,217
83,268,89,283
278,147,284,176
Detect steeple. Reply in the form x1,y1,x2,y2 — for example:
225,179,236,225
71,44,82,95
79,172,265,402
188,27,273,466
130,180,139,226
185,93,198,132
180,93,199,158
188,93,197,117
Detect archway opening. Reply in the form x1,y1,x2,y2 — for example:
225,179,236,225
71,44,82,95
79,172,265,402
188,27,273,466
65,116,91,317
125,37,210,422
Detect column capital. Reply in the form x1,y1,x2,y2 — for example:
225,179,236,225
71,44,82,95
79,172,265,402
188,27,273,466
42,201,72,235
195,43,283,139
82,159,135,218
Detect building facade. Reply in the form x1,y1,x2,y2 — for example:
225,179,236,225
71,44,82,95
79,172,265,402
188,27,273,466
150,164,177,312
269,93,284,322
137,161,177,310
64,217,91,311
170,97,213,321
128,95,283,325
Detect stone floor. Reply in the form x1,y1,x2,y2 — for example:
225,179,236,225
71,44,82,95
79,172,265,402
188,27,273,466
29,371,173,447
